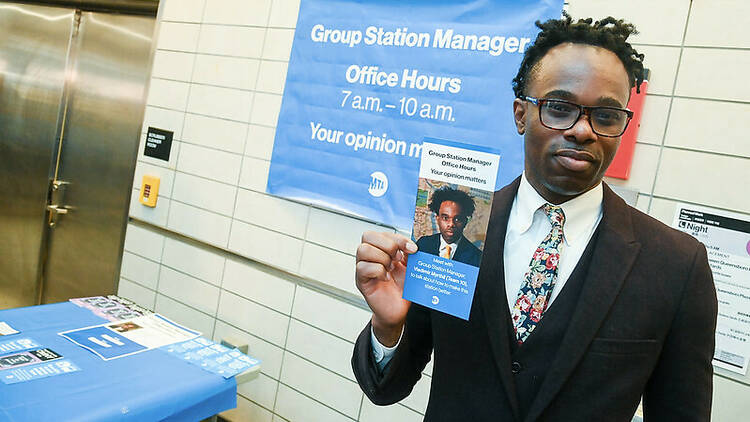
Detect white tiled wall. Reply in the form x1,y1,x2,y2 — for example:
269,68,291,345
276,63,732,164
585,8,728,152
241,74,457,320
120,0,749,420
120,220,423,421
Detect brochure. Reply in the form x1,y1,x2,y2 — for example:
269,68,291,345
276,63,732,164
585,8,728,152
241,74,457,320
402,138,500,320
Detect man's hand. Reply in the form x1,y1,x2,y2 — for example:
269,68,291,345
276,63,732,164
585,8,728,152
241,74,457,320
355,231,418,347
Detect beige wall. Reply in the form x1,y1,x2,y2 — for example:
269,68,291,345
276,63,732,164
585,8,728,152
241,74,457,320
118,0,750,420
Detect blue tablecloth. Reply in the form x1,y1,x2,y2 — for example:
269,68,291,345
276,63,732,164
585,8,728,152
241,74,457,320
0,302,236,421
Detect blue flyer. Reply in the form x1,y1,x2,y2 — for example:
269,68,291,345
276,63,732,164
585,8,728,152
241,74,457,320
60,326,147,360
0,338,40,354
162,338,261,379
1,360,81,385
402,138,500,320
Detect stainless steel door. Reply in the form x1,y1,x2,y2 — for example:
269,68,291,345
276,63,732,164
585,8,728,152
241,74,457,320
41,11,154,303
0,2,155,307
0,4,75,308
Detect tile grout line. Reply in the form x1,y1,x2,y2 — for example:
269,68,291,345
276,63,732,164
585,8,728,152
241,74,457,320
277,380,359,421
151,75,284,96
646,1,693,214
356,390,366,421
248,4,287,418
147,104,284,127
209,257,228,341
156,46,291,64
226,9,269,253
150,224,169,309
162,19,296,31
162,0,207,230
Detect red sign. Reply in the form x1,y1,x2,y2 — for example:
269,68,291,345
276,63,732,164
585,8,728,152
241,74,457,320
605,75,649,180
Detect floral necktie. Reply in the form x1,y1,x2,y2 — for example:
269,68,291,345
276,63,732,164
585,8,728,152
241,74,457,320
511,204,565,344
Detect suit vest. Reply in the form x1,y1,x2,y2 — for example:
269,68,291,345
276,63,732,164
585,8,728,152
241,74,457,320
507,228,601,420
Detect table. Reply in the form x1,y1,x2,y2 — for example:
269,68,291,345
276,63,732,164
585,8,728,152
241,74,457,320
0,302,237,421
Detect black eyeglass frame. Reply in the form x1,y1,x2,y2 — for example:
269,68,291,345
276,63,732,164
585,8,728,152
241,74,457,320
437,214,471,225
520,95,634,138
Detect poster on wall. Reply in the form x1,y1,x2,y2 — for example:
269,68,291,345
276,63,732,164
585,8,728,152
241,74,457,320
267,0,564,230
672,204,750,375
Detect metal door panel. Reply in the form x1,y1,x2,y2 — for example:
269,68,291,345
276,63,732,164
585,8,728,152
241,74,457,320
0,4,75,308
41,11,154,303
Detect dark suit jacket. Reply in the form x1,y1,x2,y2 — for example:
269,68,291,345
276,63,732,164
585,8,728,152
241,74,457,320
353,177,717,421
416,233,482,267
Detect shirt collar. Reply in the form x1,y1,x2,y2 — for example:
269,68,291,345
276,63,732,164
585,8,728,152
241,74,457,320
515,172,604,246
439,235,458,250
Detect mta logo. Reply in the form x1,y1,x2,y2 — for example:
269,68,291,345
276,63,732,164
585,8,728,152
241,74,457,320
431,296,439,305
368,171,388,197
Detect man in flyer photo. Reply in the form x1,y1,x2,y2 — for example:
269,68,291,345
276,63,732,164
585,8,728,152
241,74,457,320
352,13,717,422
416,186,482,267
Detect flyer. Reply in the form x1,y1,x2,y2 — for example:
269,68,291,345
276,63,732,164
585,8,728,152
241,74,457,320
161,337,261,379
0,338,40,354
0,322,18,336
1,360,81,385
0,346,78,385
672,203,750,375
402,138,500,320
59,314,200,361
69,295,153,322
0,348,63,371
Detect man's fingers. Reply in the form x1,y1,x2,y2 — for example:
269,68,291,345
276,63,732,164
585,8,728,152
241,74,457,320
356,243,392,268
395,235,418,254
355,261,388,284
361,231,418,261
394,249,404,266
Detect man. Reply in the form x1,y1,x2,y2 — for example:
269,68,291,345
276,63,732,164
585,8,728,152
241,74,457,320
352,14,717,422
416,187,482,266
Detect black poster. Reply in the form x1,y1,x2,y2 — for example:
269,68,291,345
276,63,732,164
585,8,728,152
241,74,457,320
144,127,173,161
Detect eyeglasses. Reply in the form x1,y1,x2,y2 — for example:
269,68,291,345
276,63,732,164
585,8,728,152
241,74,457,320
521,96,634,137
438,215,469,225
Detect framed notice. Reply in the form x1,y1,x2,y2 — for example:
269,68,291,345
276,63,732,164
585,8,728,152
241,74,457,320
672,203,750,375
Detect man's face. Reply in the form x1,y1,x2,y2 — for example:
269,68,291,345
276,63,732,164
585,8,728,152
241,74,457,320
436,200,466,243
513,43,631,204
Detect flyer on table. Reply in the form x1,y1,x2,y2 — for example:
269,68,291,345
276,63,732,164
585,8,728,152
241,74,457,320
402,138,500,320
672,203,750,375
59,314,200,361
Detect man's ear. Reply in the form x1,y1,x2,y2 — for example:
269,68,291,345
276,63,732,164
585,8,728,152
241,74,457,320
513,98,527,135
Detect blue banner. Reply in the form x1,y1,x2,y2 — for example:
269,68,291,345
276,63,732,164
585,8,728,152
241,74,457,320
268,0,563,229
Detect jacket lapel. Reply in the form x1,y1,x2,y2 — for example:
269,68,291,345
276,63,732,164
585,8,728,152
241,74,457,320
454,237,467,261
478,176,522,421
523,184,642,422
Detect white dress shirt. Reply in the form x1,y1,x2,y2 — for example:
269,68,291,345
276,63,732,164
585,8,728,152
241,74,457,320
372,174,604,369
439,236,458,259
504,173,603,312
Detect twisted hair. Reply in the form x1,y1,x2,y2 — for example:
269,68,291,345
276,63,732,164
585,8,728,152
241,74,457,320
512,12,646,97
428,187,475,217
